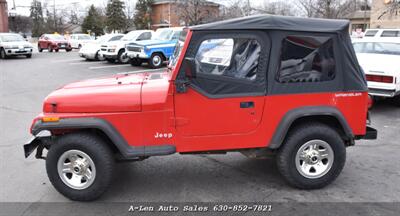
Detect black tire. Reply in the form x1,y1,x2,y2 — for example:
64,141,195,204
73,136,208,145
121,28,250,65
106,58,116,63
130,58,142,67
78,44,82,49
26,54,32,58
0,48,7,59
38,45,43,53
117,49,129,64
94,51,99,61
46,133,115,201
393,95,400,107
48,45,53,52
148,53,164,69
276,123,346,189
55,49,59,52
66,48,72,52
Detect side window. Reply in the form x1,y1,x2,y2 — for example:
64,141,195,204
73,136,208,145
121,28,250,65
381,30,399,37
195,38,261,81
171,31,181,40
277,35,336,83
364,30,378,37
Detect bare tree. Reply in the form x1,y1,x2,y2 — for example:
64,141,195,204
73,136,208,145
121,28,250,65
296,0,366,19
378,0,400,19
174,0,220,26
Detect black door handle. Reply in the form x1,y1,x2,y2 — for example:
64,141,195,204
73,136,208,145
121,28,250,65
240,101,254,108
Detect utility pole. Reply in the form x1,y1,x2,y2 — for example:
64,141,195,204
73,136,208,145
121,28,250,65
363,0,367,31
54,0,56,32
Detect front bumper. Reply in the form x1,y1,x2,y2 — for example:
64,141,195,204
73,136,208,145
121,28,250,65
127,51,149,59
4,48,32,56
23,131,51,159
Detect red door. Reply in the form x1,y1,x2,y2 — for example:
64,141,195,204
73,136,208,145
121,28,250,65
174,32,270,152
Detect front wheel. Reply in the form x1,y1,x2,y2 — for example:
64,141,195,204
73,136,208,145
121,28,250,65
0,48,7,59
148,53,164,68
66,48,72,52
277,123,346,189
26,54,32,58
117,49,129,64
46,133,115,201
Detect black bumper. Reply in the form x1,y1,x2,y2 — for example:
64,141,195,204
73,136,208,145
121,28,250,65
361,126,378,140
23,136,50,159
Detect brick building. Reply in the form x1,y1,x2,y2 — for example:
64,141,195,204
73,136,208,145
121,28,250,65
370,0,400,28
151,0,219,29
0,0,8,32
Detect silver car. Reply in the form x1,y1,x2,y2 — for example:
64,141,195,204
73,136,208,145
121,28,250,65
0,33,33,59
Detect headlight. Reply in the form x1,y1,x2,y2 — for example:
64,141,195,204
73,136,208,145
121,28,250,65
110,45,117,49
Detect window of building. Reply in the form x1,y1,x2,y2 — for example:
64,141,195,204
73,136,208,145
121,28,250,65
277,35,336,83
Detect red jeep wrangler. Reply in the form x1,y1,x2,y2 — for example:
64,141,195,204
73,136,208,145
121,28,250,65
24,15,377,201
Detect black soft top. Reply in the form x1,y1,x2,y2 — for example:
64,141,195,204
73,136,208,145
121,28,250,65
189,15,367,93
191,15,349,33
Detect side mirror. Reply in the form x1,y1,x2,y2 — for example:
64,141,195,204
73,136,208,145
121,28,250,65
182,57,196,79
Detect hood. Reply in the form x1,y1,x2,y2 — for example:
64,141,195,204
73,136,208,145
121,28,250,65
356,53,400,75
43,71,171,113
130,39,175,47
2,41,32,47
102,40,128,47
44,73,146,113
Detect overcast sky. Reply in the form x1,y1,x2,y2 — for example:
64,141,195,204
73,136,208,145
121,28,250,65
6,0,238,16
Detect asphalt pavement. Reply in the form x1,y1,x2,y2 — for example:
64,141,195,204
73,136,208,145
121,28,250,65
0,49,399,215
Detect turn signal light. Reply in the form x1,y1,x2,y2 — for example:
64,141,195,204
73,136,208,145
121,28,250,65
366,75,394,83
42,116,60,122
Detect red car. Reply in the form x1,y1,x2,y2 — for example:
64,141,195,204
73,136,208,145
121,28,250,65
24,15,377,201
38,34,72,52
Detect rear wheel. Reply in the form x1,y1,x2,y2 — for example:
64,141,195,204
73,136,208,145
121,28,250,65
148,53,163,68
48,45,53,52
55,49,59,52
46,133,115,201
26,54,32,58
0,48,7,59
130,58,142,67
117,49,129,63
38,45,43,52
277,123,346,189
66,48,72,52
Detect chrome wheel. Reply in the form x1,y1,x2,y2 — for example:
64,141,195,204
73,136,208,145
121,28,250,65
295,140,334,179
57,150,96,190
152,55,162,67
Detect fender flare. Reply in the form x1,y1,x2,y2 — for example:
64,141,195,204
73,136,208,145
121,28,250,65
31,117,175,158
268,106,353,149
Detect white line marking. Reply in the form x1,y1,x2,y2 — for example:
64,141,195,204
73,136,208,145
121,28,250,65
89,64,132,70
52,58,82,63
117,68,165,74
70,61,105,65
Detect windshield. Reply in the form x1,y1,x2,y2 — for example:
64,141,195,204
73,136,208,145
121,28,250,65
48,35,65,40
78,35,92,40
353,42,400,56
0,34,25,42
168,30,188,69
153,29,174,41
121,31,142,41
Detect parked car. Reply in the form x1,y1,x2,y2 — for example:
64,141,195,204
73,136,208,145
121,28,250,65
38,34,72,52
99,30,153,64
79,34,124,61
126,27,183,68
364,29,400,38
24,15,377,201
69,34,95,49
0,33,33,59
353,38,400,105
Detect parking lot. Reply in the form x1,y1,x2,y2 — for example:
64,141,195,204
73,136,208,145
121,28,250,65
1,49,400,212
